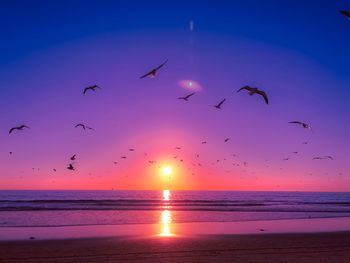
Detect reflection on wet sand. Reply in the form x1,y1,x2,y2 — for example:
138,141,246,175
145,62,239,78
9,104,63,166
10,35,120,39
159,190,174,236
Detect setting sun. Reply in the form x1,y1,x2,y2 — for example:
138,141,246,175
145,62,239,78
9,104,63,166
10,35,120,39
162,166,172,176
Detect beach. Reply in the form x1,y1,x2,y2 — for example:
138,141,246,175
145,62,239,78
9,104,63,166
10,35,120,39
2,191,350,262
1,232,350,263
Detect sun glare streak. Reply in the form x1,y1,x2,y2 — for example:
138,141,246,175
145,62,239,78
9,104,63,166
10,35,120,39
163,189,170,201
159,190,174,237
159,210,173,236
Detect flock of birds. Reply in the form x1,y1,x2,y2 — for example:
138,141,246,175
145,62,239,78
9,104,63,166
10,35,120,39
6,10,349,180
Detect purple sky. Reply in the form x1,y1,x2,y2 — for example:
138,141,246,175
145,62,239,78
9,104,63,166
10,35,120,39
1,1,350,191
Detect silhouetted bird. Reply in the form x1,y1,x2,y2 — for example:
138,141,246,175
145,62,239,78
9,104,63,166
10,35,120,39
83,85,101,94
53,169,56,172
340,10,350,19
129,149,135,151
70,154,76,161
140,59,168,79
283,158,290,161
75,124,94,130
9,125,29,134
237,86,269,104
121,156,127,159
224,138,230,142
324,156,334,160
214,99,226,109
288,121,311,130
67,164,75,170
177,92,195,101
201,141,207,144
9,152,12,155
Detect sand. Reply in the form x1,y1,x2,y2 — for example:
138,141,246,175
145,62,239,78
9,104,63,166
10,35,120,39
1,232,350,263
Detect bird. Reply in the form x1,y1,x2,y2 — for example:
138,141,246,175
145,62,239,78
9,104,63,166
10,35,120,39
224,138,230,142
67,164,75,170
237,85,269,104
83,85,101,95
128,149,135,151
201,141,207,144
139,59,168,79
292,151,298,154
302,141,308,145
177,92,195,101
288,121,312,130
340,10,350,20
70,154,76,161
324,156,334,160
53,169,56,172
75,124,94,130
283,158,290,161
113,161,118,165
121,156,127,159
9,125,29,134
214,99,226,109
75,124,86,130
9,152,12,155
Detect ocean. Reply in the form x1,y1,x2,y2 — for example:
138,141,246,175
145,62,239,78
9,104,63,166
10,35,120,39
0,190,350,227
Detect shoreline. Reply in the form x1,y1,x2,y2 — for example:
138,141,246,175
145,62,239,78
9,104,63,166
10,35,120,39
1,217,350,241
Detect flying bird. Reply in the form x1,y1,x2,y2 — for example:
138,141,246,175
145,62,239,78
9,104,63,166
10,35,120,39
340,10,350,20
70,154,76,161
214,99,226,109
237,86,269,104
224,138,230,142
67,164,75,170
177,92,195,101
83,85,101,95
9,125,29,134
288,121,312,130
139,59,168,79
75,124,94,130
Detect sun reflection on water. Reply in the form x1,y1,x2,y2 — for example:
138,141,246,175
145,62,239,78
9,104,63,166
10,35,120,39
159,190,174,237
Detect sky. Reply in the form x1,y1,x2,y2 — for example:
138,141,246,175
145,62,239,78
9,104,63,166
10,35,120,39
0,0,350,191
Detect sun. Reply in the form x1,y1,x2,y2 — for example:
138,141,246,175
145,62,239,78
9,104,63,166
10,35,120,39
162,166,172,176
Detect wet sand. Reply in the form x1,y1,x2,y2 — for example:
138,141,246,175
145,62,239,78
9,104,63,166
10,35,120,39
1,232,350,263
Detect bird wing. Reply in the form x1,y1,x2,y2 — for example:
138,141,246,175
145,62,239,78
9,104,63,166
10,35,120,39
185,92,195,99
83,87,90,94
218,99,226,107
256,90,269,104
340,10,350,19
9,128,15,134
288,121,302,125
154,59,168,71
139,70,153,79
237,85,252,93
